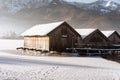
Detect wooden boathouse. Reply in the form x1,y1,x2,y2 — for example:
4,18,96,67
67,29,120,55
21,21,82,52
75,29,110,48
102,31,120,45
20,21,120,55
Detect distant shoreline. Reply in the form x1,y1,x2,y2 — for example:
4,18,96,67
1,49,120,64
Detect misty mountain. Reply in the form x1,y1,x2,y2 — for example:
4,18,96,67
0,0,120,38
69,0,120,14
0,0,52,13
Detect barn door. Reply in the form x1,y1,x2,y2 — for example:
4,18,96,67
61,26,68,51
61,38,68,51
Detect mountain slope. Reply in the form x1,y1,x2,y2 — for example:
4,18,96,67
14,0,120,31
0,0,120,38
69,0,120,14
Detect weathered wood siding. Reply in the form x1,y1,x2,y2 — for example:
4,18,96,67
23,22,82,52
83,30,109,47
109,32,120,44
48,22,82,52
24,36,49,50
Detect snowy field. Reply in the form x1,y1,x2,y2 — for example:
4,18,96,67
0,39,120,80
0,39,23,50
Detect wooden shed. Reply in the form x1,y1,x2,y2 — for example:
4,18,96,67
21,21,82,52
102,31,120,45
75,29,109,48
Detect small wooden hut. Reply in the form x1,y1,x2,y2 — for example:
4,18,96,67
75,29,109,48
102,31,120,45
21,21,82,52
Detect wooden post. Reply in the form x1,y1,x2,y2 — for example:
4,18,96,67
99,50,101,55
87,49,90,56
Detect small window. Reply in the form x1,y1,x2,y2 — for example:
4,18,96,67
62,35,68,38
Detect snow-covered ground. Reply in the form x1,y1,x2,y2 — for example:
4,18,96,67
0,39,120,80
0,39,23,50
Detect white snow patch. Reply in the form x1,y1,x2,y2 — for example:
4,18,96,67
21,21,64,36
0,39,120,80
106,0,112,7
0,39,23,50
75,29,96,39
101,30,115,37
0,51,120,80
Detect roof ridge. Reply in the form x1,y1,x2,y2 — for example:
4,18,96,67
21,21,65,36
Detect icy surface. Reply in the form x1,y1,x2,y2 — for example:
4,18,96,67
0,39,23,50
0,39,120,80
0,52,120,80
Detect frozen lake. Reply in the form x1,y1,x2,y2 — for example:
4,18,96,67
0,39,120,80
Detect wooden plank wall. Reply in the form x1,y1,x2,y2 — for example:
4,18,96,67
48,23,82,51
24,36,49,50
83,31,109,47
109,33,120,44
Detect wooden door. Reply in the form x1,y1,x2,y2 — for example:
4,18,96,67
61,38,68,51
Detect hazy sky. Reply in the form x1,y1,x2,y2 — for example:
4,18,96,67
66,0,120,3
66,0,98,3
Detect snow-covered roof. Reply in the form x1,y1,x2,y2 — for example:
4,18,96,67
21,21,65,36
75,29,97,39
101,30,115,37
